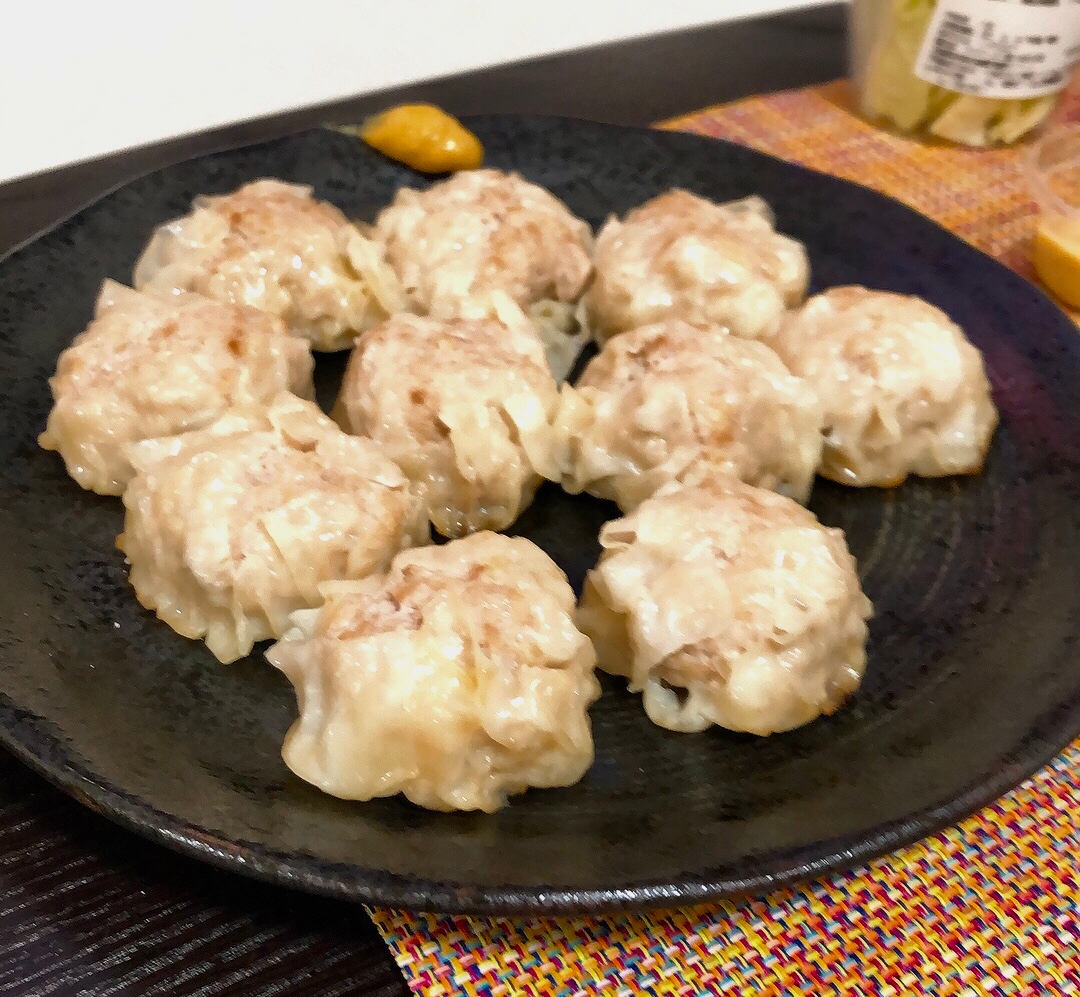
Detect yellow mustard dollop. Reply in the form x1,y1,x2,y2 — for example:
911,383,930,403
354,104,483,173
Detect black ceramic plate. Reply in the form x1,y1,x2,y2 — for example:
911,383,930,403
2,117,1079,916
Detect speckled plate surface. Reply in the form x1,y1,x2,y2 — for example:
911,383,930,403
1,117,1079,916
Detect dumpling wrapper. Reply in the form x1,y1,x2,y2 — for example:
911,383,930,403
38,280,313,495
578,475,872,735
557,319,823,511
335,312,564,537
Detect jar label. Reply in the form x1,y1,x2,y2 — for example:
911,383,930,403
915,0,1080,99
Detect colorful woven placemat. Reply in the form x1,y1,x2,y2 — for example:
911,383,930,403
368,81,1080,996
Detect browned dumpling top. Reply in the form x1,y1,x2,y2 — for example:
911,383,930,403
557,318,823,511
585,189,808,345
134,179,403,351
375,168,594,379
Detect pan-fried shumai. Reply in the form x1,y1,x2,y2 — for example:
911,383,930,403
39,281,313,495
577,475,872,736
771,287,998,487
268,532,600,812
335,312,563,537
118,394,427,663
557,319,822,511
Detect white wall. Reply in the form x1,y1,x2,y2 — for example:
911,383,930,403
1,0,828,184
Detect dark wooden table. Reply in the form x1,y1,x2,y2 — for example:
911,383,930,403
0,8,844,993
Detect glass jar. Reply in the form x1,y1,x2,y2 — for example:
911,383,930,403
850,0,1080,147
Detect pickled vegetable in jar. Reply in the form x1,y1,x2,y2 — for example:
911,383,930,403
851,0,1080,147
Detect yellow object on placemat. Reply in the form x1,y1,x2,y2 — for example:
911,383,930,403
368,82,1080,996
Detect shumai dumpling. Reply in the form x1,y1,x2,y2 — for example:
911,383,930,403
772,287,999,486
585,189,809,346
374,168,594,379
557,319,823,511
578,476,872,735
38,280,313,495
267,531,600,812
118,393,428,664
335,313,562,537
133,179,403,351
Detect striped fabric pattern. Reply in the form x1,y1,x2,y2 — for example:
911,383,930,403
370,80,1080,996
